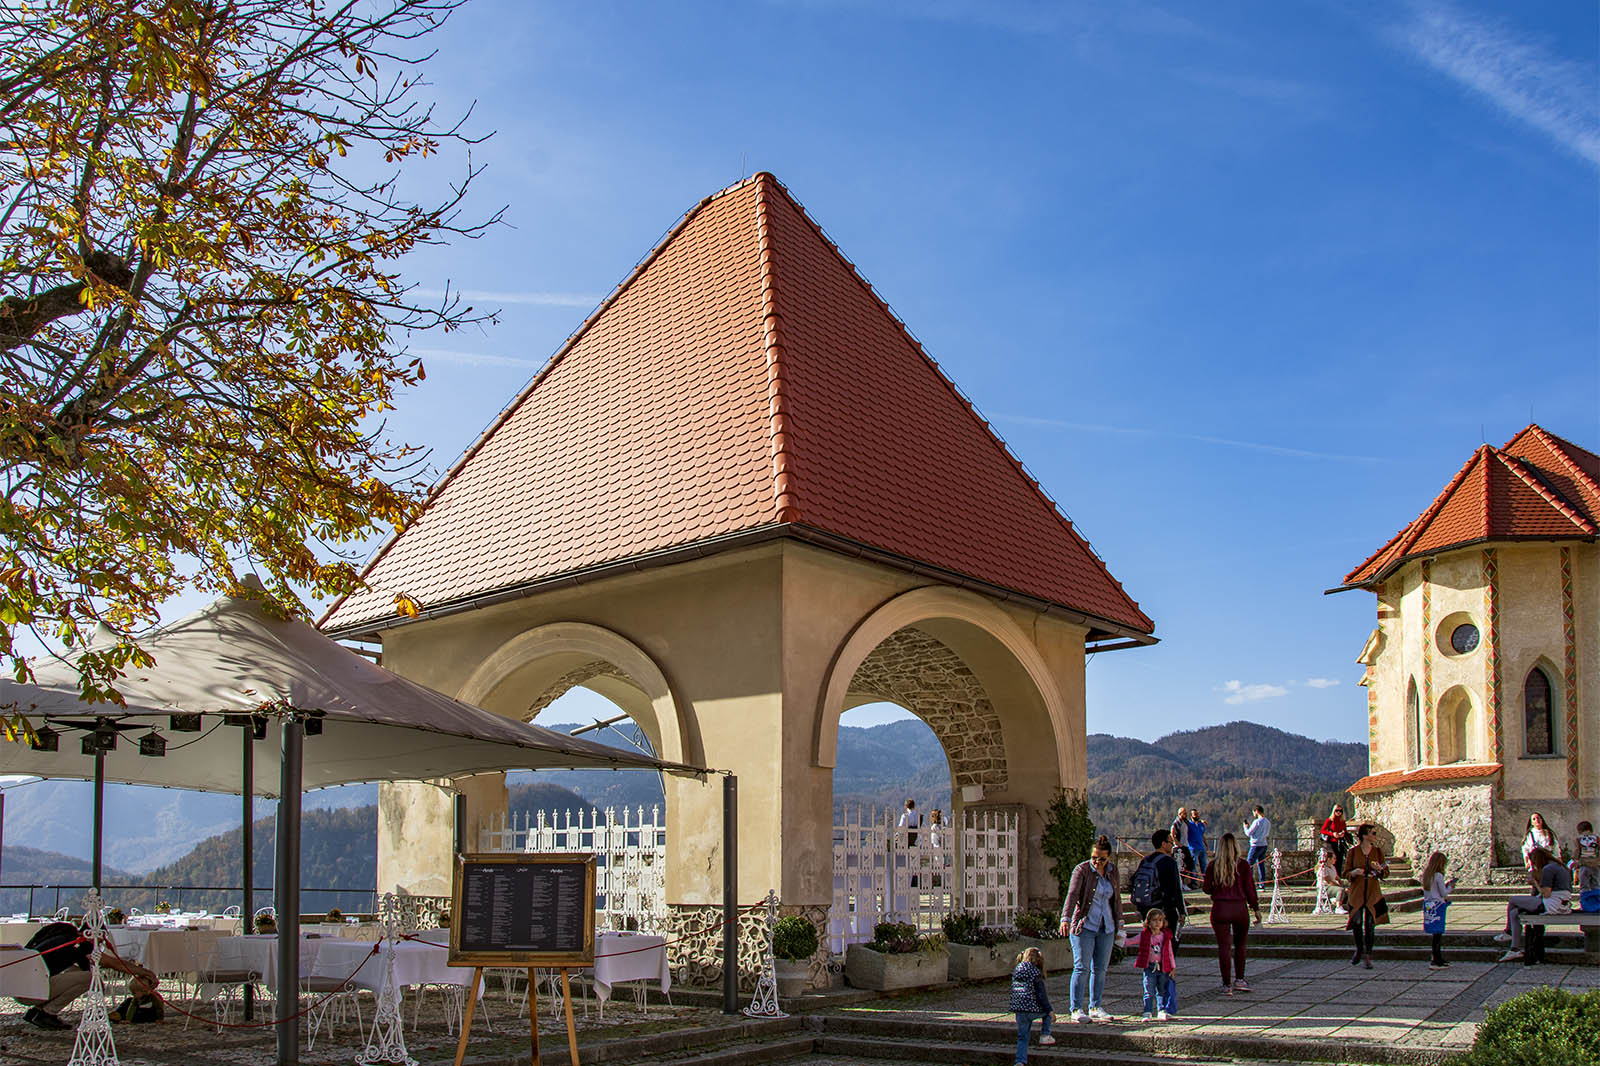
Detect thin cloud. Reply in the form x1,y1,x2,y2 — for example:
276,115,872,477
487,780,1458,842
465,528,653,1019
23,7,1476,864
413,288,602,308
994,415,1389,463
766,0,1215,41
1305,678,1341,689
408,347,544,369
1388,1,1600,168
1218,680,1289,705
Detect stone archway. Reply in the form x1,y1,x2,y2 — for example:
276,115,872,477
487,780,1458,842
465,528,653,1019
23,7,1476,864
458,621,701,766
816,586,1073,783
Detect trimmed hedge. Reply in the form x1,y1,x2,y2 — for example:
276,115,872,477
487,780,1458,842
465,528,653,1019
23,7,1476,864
1455,987,1600,1066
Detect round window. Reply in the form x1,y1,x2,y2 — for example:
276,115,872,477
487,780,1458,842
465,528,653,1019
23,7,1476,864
1450,623,1480,654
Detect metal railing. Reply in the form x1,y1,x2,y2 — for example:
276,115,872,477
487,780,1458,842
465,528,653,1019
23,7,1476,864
0,882,381,918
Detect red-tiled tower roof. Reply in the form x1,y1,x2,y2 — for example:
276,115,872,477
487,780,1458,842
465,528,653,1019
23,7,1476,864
1339,425,1599,589
322,174,1152,639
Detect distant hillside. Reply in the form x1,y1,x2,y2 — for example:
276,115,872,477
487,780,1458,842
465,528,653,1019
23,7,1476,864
1087,721,1364,844
0,847,137,914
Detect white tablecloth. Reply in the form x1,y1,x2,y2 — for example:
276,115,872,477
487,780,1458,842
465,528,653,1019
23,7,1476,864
109,927,226,975
0,946,49,1001
592,933,669,1003
211,934,326,987
310,938,468,995
0,921,43,947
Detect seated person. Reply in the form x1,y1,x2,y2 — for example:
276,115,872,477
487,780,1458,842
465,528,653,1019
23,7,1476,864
16,920,158,1030
1496,847,1573,962
1571,820,1599,893
1316,848,1347,913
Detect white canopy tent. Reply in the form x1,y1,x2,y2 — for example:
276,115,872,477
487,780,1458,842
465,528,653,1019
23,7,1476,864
0,593,709,1064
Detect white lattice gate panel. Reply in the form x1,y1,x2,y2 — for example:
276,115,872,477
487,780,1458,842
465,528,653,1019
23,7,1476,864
961,806,1019,929
830,806,961,954
480,805,667,932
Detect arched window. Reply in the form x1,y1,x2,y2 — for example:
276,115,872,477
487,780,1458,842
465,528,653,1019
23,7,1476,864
1406,679,1421,768
1524,668,1555,756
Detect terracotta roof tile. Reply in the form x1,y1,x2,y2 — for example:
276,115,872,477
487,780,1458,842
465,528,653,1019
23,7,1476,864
1340,426,1598,588
1348,763,1501,794
323,174,1150,636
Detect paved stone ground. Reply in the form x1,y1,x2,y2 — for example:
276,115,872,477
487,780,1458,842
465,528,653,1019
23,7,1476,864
0,898,1591,1065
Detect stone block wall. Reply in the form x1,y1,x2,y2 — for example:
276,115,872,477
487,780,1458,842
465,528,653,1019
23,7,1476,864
1351,782,1495,879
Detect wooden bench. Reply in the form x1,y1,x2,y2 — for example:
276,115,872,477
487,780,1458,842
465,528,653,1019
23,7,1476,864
1519,911,1600,963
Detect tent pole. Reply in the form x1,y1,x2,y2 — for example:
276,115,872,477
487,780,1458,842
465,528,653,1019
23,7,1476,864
722,773,737,1014
92,748,104,893
275,718,303,1066
243,723,255,1021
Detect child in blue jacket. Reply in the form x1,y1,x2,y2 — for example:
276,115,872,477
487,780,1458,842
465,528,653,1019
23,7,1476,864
1008,946,1056,1064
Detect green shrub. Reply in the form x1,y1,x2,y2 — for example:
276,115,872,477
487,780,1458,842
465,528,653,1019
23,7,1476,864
865,921,944,955
1041,789,1095,899
1455,987,1600,1066
941,911,1016,948
773,915,819,961
1013,909,1063,940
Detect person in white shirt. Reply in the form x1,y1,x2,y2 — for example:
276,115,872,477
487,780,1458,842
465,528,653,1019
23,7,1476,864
898,798,923,888
1242,806,1271,886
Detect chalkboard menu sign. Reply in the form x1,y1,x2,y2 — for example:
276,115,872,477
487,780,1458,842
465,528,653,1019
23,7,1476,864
448,853,597,967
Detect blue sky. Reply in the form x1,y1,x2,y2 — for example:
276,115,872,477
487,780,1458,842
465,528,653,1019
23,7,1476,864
367,0,1596,744
27,0,1599,750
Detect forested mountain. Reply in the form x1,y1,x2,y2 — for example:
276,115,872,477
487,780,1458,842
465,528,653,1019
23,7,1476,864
0,847,136,915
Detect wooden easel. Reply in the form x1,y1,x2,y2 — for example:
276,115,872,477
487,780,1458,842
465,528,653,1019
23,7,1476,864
452,967,580,1066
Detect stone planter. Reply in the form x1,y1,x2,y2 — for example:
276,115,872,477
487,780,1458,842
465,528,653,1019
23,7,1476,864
844,944,949,991
775,958,811,998
947,941,1017,981
1016,936,1072,973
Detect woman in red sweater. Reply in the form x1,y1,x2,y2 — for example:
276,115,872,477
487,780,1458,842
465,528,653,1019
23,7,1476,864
1318,804,1350,873
1202,832,1261,994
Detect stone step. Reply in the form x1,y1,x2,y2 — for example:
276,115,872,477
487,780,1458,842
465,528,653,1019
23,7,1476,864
639,1035,816,1066
818,1012,1419,1066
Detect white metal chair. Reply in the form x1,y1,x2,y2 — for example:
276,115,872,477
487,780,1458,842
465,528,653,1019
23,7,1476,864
300,972,364,1050
185,931,261,1031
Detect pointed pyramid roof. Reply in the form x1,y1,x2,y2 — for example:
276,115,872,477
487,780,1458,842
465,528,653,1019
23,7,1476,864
1339,425,1599,589
323,174,1152,639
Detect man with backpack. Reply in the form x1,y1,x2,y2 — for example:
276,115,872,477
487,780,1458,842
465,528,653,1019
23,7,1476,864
1131,829,1188,946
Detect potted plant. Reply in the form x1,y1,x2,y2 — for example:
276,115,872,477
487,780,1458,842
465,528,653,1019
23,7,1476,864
772,915,819,998
105,908,125,926
153,900,172,915
1013,909,1072,971
844,921,948,992
324,908,344,924
254,912,277,934
940,912,1017,981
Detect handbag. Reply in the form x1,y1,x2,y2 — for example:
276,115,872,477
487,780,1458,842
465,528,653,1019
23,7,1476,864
1422,899,1449,934
1373,897,1391,926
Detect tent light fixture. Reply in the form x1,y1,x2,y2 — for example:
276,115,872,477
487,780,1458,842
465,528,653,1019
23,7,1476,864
223,713,252,728
302,712,324,737
30,724,58,752
251,715,268,740
139,731,166,757
170,713,203,732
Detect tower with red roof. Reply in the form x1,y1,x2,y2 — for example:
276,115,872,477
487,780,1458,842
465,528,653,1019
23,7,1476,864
1334,425,1598,877
321,175,1154,956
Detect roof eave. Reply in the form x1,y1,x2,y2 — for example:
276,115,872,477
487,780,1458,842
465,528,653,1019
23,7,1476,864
1328,532,1598,596
320,522,1158,647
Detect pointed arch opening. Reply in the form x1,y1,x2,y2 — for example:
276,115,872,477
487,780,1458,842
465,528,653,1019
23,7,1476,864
1406,678,1421,768
1522,664,1559,757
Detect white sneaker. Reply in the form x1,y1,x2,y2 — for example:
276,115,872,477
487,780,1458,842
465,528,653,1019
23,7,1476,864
1071,1010,1087,1024
1140,1012,1153,1023
1497,950,1524,963
1038,1034,1056,1045
1088,1007,1115,1022
1492,933,1511,944
1156,1010,1170,1021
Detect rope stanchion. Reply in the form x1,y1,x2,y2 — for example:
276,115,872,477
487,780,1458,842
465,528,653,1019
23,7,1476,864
741,889,785,1019
68,890,118,1066
1265,849,1289,925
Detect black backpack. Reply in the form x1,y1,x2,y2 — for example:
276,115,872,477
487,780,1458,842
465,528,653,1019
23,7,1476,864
1129,852,1163,913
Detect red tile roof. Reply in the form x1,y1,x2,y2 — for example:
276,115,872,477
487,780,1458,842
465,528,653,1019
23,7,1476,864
1340,426,1598,588
322,174,1152,638
1348,763,1501,794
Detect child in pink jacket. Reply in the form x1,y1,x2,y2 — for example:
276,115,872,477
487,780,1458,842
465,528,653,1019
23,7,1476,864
1135,909,1178,1021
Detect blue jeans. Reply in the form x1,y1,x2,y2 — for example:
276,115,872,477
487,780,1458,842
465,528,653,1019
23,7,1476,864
1247,844,1269,884
1191,846,1207,882
1141,967,1177,1015
1014,1011,1051,1062
1069,928,1114,1012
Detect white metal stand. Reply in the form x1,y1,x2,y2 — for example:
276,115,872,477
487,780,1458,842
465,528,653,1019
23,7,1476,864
68,890,120,1066
1265,848,1289,925
742,889,786,1019
357,893,417,1066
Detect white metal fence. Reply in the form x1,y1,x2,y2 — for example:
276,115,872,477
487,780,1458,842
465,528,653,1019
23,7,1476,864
479,806,667,931
828,805,1019,955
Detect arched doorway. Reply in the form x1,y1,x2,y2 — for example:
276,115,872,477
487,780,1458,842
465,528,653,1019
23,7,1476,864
817,588,1073,947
